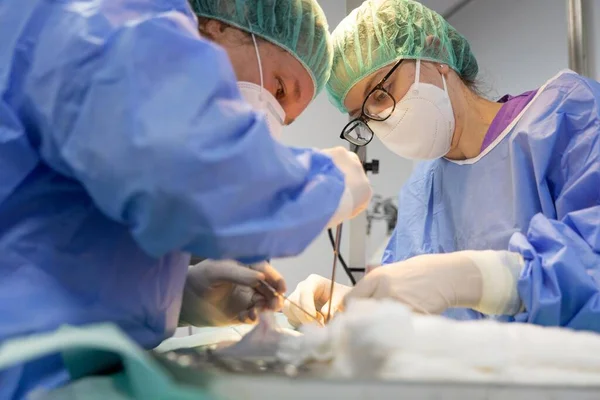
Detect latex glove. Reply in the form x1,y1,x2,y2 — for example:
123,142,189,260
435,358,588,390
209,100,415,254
284,274,352,327
345,251,524,316
179,260,286,327
321,147,373,227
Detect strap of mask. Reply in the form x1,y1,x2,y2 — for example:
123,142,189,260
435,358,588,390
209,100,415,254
250,33,264,94
442,73,448,93
414,59,421,89
247,21,285,126
416,59,449,94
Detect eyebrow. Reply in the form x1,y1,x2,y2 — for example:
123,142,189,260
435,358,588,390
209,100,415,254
362,69,388,99
347,69,390,116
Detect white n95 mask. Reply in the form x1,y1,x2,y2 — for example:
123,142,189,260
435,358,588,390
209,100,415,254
237,81,285,140
368,60,455,160
237,32,286,140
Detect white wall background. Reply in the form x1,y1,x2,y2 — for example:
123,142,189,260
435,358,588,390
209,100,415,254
448,0,599,91
447,0,570,98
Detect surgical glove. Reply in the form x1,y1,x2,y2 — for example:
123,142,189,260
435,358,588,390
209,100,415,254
284,274,352,327
321,147,373,227
345,251,525,316
180,260,286,327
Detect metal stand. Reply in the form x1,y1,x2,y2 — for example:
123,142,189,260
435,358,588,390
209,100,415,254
567,0,589,77
347,144,379,281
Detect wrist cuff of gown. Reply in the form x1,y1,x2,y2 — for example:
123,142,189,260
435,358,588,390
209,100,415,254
464,250,525,316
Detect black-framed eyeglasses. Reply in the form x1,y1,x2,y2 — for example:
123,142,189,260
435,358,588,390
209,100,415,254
339,59,404,146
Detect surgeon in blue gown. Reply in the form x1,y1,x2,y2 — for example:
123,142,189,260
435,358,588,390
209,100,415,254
0,0,373,397
285,0,600,333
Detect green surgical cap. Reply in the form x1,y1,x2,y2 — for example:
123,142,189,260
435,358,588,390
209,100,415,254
191,0,332,98
327,0,478,112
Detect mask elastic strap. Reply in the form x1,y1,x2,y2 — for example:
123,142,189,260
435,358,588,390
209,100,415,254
414,59,421,89
250,33,264,93
442,73,448,94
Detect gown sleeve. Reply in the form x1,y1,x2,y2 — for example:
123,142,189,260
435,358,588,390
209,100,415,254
510,76,600,330
17,0,344,262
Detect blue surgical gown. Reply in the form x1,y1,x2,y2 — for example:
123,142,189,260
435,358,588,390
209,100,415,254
0,0,344,397
383,71,600,331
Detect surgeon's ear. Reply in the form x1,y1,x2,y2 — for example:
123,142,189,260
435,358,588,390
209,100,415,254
199,18,250,46
425,35,450,75
436,63,450,76
198,18,224,40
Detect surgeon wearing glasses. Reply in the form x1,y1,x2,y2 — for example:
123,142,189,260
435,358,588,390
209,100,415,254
284,0,600,333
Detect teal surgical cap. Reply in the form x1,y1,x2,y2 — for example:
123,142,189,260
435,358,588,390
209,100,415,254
327,0,478,112
191,0,333,98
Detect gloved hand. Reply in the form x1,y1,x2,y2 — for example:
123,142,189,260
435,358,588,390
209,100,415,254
344,251,525,316
179,260,286,327
283,274,352,327
321,147,373,227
